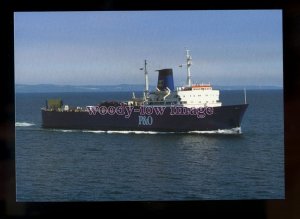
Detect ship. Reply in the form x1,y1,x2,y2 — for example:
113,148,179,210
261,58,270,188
41,50,248,133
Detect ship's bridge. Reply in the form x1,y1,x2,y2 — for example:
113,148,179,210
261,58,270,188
175,84,221,107
192,84,212,90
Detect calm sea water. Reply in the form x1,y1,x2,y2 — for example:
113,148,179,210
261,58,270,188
15,90,284,201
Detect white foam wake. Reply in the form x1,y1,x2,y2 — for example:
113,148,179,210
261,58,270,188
82,130,166,134
15,122,35,127
47,127,242,135
60,129,77,133
188,127,242,134
83,127,242,135
83,130,106,134
106,130,170,135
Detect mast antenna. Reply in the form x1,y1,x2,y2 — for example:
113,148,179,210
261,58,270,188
244,88,247,104
141,60,149,99
186,49,192,87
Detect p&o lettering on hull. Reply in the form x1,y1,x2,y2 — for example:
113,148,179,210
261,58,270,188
138,116,153,126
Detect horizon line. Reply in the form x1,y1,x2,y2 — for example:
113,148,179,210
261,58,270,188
15,83,283,87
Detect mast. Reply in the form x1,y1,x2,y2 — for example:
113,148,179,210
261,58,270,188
186,49,192,87
244,88,247,104
143,60,149,99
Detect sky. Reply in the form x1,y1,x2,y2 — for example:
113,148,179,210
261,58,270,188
14,10,283,87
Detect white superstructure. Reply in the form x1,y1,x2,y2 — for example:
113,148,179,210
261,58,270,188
176,84,221,107
145,84,221,108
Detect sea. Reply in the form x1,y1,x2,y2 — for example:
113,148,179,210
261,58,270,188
15,90,284,201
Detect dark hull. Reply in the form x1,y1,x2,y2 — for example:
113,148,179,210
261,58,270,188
41,104,248,132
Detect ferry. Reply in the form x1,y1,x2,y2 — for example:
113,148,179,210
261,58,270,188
41,50,248,133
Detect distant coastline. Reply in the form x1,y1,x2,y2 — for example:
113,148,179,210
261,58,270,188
15,84,283,93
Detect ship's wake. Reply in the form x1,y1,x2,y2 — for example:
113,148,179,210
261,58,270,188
15,122,36,127
188,127,242,134
49,127,242,135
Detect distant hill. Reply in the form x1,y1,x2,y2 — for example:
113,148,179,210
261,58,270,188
15,84,283,93
15,84,155,93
